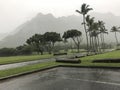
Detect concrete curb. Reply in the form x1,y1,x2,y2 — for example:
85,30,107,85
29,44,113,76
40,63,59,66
59,65,120,69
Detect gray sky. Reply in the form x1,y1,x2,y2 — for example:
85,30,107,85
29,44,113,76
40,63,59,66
0,0,120,33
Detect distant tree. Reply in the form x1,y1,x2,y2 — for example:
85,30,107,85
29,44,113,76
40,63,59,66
86,15,95,51
26,34,45,55
91,22,99,52
16,44,32,55
98,20,108,51
44,32,62,54
62,29,82,52
76,3,93,53
0,48,16,56
63,39,68,52
111,26,120,46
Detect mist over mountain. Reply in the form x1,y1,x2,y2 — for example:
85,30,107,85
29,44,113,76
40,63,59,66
0,12,120,48
0,33,8,41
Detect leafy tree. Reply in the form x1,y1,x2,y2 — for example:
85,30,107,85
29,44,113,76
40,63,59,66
0,48,16,56
63,29,82,52
16,44,32,55
44,32,62,54
26,34,45,55
111,26,120,46
76,3,93,53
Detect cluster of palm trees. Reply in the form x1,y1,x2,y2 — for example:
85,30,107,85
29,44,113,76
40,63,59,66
76,3,120,54
111,26,120,46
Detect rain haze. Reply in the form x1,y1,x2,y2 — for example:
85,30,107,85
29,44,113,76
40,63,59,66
0,1,120,89
0,0,120,34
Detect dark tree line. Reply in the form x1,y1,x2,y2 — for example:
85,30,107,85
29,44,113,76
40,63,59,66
0,45,32,56
0,30,82,56
26,32,62,55
0,3,119,57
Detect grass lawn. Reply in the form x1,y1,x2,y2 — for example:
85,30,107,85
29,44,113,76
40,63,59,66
81,50,120,63
0,50,120,79
0,62,58,78
0,54,53,65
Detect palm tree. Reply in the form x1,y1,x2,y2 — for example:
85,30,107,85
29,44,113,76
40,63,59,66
98,20,108,51
111,26,120,46
91,22,100,53
86,15,94,51
76,3,93,53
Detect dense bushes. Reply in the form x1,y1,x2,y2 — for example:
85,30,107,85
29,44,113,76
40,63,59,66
0,45,32,56
93,58,120,63
16,45,32,55
0,48,16,56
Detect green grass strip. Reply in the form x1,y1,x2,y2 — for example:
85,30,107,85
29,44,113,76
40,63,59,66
81,50,120,63
0,61,58,78
0,54,53,65
1,50,120,79
0,61,120,79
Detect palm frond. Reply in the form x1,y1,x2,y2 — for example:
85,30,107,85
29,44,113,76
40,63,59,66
76,10,81,14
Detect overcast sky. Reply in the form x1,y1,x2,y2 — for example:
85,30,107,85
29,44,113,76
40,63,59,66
0,0,120,33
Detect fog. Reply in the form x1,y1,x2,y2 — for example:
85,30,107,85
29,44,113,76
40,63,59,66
0,0,120,34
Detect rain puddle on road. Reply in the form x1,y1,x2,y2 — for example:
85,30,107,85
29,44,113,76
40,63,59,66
0,67,120,90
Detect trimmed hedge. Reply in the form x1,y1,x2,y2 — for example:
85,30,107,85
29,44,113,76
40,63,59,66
56,58,81,63
53,53,67,56
93,58,120,63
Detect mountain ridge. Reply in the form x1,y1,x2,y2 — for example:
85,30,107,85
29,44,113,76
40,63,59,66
0,12,120,48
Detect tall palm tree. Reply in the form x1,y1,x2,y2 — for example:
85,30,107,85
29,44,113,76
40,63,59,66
98,20,108,51
86,15,94,51
91,22,100,53
76,3,93,53
111,26,120,46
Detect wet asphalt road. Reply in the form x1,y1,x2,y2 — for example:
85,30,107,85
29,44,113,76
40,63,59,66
0,67,120,90
0,58,55,70
0,54,75,70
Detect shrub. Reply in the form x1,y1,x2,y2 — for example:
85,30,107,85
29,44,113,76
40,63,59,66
0,48,16,56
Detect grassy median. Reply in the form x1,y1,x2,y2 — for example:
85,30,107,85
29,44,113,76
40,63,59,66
81,50,120,63
0,54,53,65
0,50,120,79
0,61,58,78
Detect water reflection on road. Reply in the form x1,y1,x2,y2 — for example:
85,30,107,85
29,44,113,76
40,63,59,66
0,67,120,90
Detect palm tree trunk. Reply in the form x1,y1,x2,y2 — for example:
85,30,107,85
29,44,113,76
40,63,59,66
100,33,103,52
89,32,92,52
95,37,98,53
93,37,96,53
102,34,105,52
97,36,100,53
115,32,118,46
92,37,95,53
83,15,89,54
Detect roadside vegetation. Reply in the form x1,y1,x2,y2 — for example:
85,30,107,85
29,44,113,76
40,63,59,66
0,3,120,79
81,50,120,63
0,50,120,79
0,54,53,65
0,62,57,78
